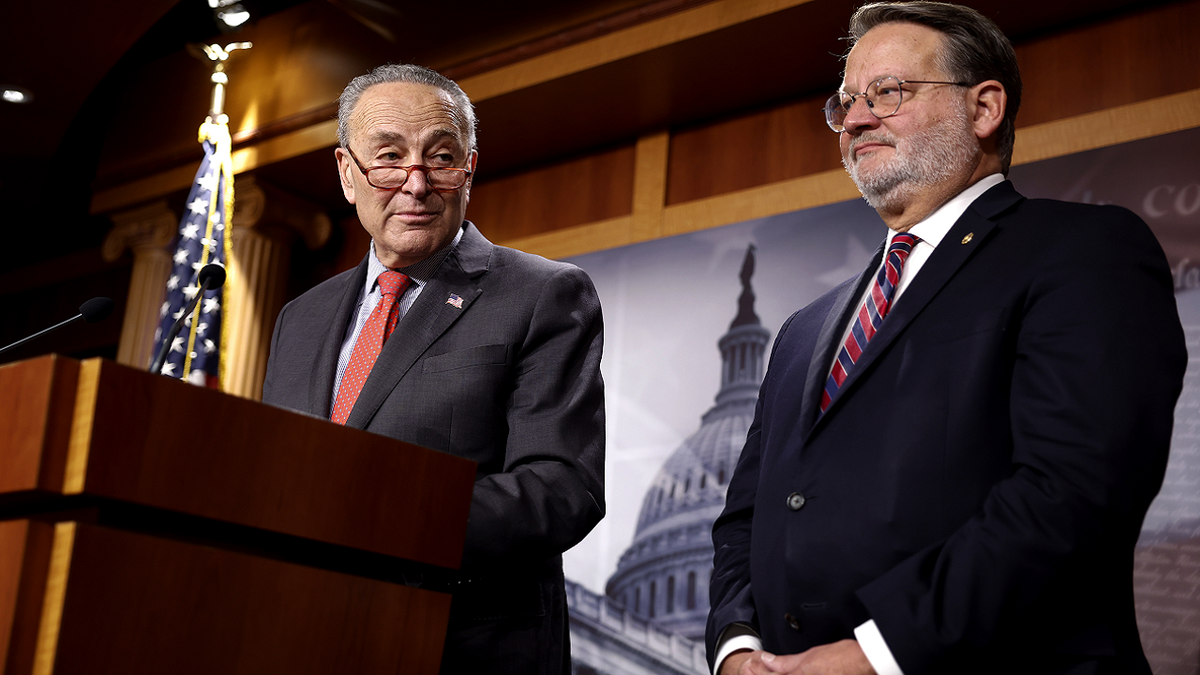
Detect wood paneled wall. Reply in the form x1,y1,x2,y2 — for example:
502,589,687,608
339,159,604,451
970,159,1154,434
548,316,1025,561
666,92,841,206
1016,0,1200,127
471,0,1200,260
10,0,1200,372
468,144,637,242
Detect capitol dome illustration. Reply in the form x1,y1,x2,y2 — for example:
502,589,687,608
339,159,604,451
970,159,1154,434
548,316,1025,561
604,244,770,641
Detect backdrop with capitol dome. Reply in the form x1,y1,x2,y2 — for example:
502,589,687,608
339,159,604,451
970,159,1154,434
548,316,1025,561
560,126,1200,675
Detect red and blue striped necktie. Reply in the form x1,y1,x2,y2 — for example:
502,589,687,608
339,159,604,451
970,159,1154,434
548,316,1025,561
820,233,919,412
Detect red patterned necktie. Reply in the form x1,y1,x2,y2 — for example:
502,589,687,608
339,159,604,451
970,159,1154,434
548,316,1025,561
820,233,919,412
331,270,411,425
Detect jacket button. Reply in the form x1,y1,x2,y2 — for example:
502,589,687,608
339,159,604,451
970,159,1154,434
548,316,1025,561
786,492,806,511
785,613,801,631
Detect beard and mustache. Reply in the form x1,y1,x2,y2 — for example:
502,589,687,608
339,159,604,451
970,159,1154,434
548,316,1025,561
842,101,980,212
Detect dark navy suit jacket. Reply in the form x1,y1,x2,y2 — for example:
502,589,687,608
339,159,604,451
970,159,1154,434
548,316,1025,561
707,181,1185,675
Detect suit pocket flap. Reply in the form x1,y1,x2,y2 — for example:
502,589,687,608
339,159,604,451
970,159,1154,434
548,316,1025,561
422,344,509,373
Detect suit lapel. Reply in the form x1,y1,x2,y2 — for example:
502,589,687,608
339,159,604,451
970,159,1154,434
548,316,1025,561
816,182,1023,420
344,223,491,429
310,257,369,418
799,241,883,432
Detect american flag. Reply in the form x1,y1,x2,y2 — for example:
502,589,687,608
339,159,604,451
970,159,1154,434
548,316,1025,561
150,118,234,388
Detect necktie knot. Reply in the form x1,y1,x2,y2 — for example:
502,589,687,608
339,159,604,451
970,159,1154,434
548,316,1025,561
820,232,920,413
378,270,409,298
890,233,918,254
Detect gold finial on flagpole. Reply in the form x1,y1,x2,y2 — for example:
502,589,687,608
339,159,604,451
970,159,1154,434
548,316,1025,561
189,42,252,121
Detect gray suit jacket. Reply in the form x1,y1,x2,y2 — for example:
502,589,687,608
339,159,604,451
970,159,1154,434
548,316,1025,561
262,222,604,673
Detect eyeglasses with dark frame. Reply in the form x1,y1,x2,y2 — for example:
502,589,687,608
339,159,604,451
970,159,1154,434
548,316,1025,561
344,147,473,191
824,75,970,133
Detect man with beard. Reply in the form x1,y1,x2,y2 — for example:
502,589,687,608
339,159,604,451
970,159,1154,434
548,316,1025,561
705,3,1185,675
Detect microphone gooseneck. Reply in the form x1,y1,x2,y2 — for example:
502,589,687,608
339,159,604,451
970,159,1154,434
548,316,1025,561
0,297,115,357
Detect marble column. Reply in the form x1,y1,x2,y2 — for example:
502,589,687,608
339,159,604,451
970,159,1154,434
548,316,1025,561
102,201,177,370
224,175,331,400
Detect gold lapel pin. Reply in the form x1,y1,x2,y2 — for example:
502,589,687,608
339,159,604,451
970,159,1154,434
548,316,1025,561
961,232,974,245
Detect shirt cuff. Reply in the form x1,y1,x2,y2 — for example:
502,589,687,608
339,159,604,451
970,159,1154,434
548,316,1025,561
713,624,763,675
854,620,904,675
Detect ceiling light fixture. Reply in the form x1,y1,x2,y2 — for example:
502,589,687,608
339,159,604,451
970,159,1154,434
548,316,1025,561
2,86,32,104
217,6,251,27
208,0,251,31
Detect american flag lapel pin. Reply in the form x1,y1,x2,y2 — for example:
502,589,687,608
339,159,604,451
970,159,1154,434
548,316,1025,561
446,293,464,309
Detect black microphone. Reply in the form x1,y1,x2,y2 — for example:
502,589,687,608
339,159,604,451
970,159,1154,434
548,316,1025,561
149,264,227,375
0,297,115,357
197,264,227,291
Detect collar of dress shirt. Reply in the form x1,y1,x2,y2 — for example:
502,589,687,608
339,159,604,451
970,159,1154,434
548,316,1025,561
363,224,465,293
898,173,1006,249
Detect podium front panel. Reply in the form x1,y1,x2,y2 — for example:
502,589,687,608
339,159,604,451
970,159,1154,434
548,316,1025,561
2,519,449,675
0,356,475,571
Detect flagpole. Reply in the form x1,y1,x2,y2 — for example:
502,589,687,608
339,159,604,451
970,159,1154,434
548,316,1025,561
195,43,248,390
149,42,249,389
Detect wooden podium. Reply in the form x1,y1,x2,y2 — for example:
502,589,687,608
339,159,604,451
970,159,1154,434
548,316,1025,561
0,355,476,674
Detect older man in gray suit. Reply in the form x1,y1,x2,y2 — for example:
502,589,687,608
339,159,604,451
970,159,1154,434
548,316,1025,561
262,63,605,675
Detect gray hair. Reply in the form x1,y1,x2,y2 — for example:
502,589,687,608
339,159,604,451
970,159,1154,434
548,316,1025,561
847,2,1022,174
337,63,477,153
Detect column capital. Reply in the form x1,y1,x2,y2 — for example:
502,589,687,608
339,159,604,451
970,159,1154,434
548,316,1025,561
103,200,176,261
232,174,331,250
